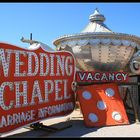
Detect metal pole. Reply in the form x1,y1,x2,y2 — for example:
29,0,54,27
30,33,32,45
76,82,140,86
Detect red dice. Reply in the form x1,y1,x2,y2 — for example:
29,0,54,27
76,83,129,127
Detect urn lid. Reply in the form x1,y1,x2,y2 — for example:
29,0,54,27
89,8,105,22
81,8,112,33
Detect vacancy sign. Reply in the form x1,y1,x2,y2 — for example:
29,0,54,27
76,71,129,83
0,42,75,134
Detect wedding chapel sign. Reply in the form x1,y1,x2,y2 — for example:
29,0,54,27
0,42,75,134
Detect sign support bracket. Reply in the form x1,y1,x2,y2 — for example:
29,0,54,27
123,88,140,124
27,119,73,133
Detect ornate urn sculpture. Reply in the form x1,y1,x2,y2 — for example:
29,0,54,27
53,8,140,74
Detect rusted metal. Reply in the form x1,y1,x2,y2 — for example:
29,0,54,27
20,33,39,45
29,121,72,132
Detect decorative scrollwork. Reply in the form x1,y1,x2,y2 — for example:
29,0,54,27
71,81,78,92
130,51,140,74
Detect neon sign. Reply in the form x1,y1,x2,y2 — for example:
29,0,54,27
0,43,75,134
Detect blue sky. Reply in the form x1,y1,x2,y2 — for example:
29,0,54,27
0,3,140,50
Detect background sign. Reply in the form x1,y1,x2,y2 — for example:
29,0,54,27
0,43,75,134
